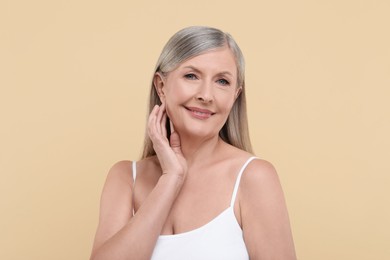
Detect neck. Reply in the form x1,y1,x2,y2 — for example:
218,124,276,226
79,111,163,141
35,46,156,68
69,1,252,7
178,133,221,166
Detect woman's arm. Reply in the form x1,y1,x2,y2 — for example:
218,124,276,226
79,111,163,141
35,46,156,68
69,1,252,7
90,161,183,260
240,159,297,259
90,104,187,260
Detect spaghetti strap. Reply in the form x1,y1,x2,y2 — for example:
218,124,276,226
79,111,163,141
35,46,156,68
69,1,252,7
132,161,137,216
230,156,258,207
132,161,137,184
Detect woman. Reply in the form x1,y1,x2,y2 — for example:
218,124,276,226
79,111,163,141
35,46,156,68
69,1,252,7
90,26,296,260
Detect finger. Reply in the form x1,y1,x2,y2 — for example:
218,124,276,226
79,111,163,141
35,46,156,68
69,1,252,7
156,103,165,135
148,105,158,130
170,131,183,156
161,111,167,138
148,105,159,139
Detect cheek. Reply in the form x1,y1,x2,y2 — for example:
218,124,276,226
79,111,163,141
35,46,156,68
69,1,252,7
220,96,236,113
164,101,177,122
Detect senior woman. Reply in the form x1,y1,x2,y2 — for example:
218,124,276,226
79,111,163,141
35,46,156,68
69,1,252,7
90,26,296,260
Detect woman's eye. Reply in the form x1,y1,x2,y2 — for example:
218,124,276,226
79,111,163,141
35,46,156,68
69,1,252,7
184,74,197,80
217,79,230,86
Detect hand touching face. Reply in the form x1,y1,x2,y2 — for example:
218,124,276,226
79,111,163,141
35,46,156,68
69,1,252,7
148,103,188,179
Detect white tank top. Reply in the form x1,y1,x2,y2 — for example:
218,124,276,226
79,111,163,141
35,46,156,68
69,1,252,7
132,157,257,260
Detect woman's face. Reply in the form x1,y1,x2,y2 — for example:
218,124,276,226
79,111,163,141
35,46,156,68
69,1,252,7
155,46,241,139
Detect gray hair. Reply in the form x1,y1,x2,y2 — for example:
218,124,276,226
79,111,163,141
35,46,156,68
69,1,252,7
142,26,252,158
155,26,245,88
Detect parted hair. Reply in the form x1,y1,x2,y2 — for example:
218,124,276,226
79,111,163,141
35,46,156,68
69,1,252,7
141,26,253,158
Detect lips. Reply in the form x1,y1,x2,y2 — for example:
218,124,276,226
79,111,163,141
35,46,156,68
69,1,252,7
185,106,215,119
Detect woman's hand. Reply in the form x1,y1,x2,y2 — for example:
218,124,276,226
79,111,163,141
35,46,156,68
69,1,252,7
148,103,188,180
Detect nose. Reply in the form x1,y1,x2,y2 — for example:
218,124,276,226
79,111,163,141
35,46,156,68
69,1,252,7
196,81,213,103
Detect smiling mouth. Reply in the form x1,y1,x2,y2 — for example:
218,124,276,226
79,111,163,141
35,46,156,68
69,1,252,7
185,106,215,119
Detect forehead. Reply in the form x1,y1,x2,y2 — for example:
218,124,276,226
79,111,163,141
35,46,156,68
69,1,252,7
175,47,237,75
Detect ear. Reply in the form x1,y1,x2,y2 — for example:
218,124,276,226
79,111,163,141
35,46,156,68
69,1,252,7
153,72,166,102
235,86,242,100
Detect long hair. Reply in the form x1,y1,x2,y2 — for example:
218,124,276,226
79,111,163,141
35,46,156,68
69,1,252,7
141,26,253,158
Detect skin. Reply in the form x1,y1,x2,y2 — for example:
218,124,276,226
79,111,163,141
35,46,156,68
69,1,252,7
90,46,296,259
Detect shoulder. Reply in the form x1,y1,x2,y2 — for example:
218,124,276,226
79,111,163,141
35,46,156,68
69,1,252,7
99,160,135,202
108,160,133,175
239,158,284,205
105,157,160,185
242,158,279,184
105,160,133,185
240,156,285,219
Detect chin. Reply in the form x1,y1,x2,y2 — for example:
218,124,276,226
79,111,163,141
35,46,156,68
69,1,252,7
178,125,220,140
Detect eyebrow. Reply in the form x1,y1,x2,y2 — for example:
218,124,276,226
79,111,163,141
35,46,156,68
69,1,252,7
182,66,233,77
183,66,202,74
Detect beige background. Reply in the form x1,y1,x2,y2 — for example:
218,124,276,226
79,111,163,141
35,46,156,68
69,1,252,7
1,0,389,259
